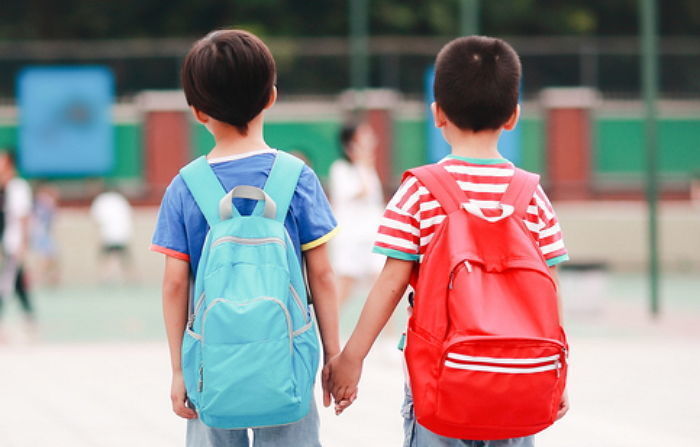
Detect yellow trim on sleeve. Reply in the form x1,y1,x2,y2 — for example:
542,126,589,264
301,226,340,251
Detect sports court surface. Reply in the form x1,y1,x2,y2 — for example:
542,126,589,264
1,273,699,447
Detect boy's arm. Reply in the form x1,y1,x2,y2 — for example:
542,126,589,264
162,256,197,419
303,243,341,406
326,257,414,408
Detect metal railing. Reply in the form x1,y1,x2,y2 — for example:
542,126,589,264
0,36,698,99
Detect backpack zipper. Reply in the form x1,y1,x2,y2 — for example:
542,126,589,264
448,260,473,289
442,336,567,377
211,236,285,249
289,285,308,322
188,292,206,329
197,365,203,392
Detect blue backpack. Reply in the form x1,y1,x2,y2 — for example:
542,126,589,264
179,151,319,429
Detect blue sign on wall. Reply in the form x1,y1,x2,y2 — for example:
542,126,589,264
18,66,114,176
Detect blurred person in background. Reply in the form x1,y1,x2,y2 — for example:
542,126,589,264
90,181,134,283
691,171,700,208
329,122,385,306
0,149,35,340
32,182,60,286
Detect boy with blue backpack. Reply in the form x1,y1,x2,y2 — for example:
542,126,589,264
151,29,340,447
324,36,570,446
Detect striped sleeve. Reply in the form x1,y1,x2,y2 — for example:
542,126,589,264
373,175,422,261
532,185,569,267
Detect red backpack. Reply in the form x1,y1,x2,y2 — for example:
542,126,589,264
404,164,568,440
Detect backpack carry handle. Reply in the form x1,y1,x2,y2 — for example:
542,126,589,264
219,185,277,220
499,168,540,219
462,202,515,222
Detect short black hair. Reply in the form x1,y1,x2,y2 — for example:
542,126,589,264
181,29,276,135
339,122,359,161
434,36,521,131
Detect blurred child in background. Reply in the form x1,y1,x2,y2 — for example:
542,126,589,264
90,182,134,283
329,122,385,306
32,182,60,286
0,150,35,339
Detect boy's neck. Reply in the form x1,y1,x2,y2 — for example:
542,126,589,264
447,127,504,160
207,116,271,159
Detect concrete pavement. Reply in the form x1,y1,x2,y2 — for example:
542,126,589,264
2,329,699,447
1,274,699,446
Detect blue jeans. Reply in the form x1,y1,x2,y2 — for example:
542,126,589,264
402,387,534,447
186,398,321,447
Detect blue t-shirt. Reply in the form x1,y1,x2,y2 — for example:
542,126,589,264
151,150,338,275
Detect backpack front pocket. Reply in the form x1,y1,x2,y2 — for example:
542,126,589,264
199,297,300,418
435,336,566,433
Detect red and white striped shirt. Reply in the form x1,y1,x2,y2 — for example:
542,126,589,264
373,155,569,267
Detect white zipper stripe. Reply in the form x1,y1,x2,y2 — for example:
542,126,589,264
289,285,308,323
211,236,285,249
186,328,202,340
444,360,559,374
192,292,206,321
292,320,313,337
446,352,561,365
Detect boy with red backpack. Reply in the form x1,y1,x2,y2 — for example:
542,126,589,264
324,36,569,446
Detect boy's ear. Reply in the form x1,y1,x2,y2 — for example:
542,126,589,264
264,86,278,110
431,102,447,128
502,104,521,131
190,106,210,125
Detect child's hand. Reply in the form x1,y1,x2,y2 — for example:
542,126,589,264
321,353,340,408
324,351,363,414
334,395,356,415
170,371,197,419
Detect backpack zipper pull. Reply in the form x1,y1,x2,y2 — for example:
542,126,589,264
449,261,473,289
197,366,204,392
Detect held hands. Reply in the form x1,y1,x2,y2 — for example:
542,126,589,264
321,351,362,415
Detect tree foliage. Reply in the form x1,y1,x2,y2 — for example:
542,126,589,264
1,0,698,40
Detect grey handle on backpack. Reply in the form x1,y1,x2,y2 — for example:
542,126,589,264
219,185,277,220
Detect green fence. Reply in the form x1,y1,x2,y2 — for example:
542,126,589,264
596,118,700,177
2,115,699,182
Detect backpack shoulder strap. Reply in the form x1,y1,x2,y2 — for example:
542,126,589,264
405,163,464,214
263,151,305,222
180,156,227,227
500,168,541,219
